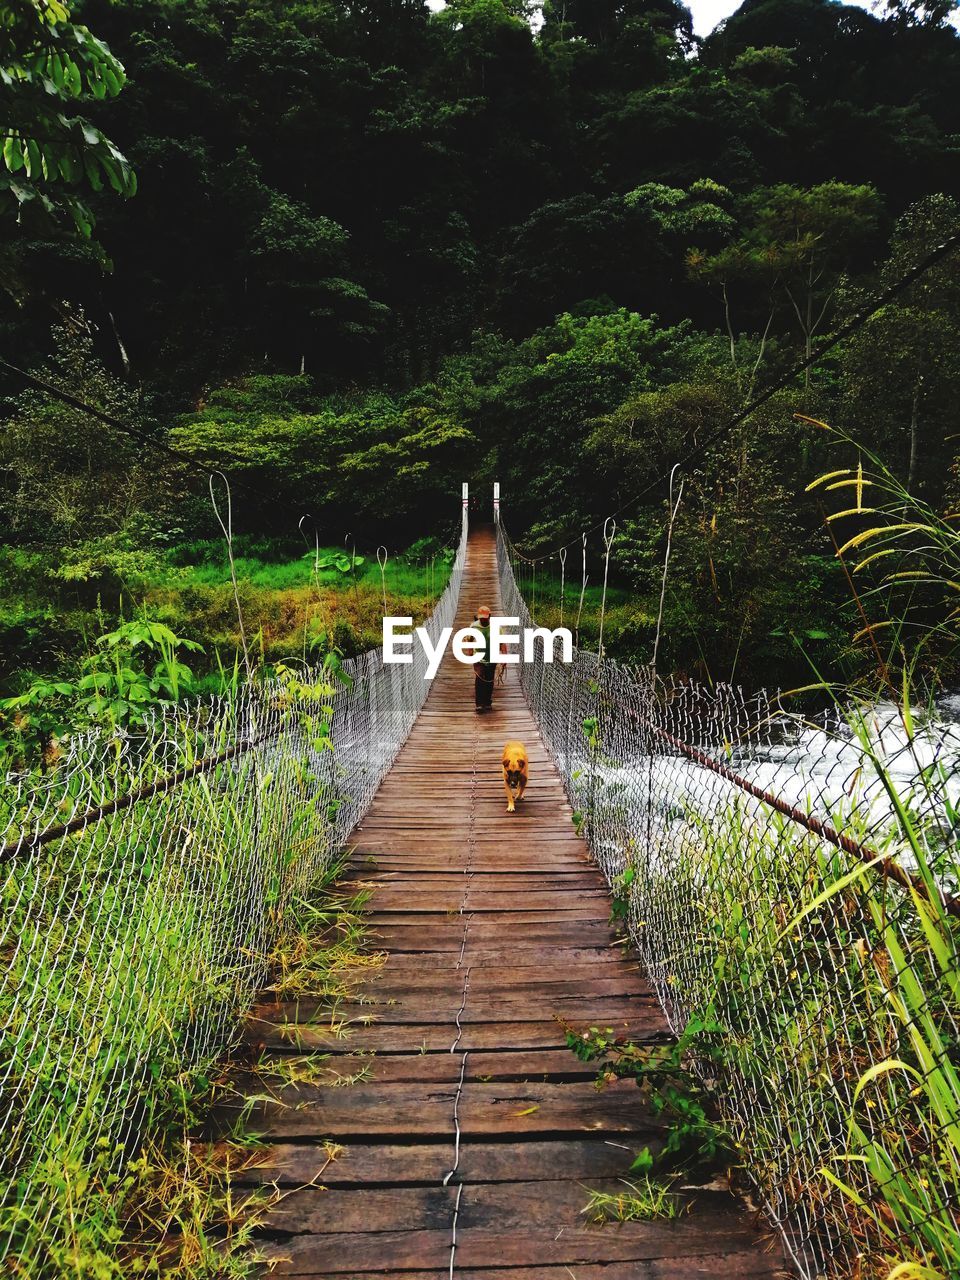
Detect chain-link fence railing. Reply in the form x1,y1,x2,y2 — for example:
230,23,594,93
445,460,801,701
498,521,960,1280
0,508,467,1269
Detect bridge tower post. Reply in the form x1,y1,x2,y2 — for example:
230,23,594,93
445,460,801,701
493,481,500,525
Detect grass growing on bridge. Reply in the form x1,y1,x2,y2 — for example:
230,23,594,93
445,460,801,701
582,1177,688,1223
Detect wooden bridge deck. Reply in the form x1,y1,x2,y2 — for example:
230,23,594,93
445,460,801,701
237,526,789,1279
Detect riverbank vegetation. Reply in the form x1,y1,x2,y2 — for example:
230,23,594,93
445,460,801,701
553,457,960,1278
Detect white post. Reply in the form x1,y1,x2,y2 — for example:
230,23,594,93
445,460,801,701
493,481,500,524
462,482,469,513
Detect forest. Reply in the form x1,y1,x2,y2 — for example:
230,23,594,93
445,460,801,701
3,0,960,720
5,7,960,1280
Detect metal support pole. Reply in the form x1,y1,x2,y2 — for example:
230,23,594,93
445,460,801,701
493,481,500,525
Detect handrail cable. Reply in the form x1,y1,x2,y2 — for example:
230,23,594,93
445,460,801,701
0,726,280,864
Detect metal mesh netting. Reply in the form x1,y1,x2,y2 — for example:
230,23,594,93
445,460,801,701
0,509,467,1264
497,521,960,1280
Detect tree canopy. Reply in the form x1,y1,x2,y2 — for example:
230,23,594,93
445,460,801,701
3,0,960,686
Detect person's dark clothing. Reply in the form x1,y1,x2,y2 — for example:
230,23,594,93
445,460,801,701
474,620,495,709
475,665,495,707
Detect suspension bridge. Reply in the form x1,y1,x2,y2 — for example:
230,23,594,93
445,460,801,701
233,522,788,1277
2,494,957,1280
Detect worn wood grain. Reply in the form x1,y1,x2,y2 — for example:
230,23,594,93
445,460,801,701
255,1018,644,1054
230,1138,662,1187
254,993,654,1027
237,1079,664,1141
262,1266,789,1280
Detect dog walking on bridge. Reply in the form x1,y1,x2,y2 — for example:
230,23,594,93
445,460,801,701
501,739,529,812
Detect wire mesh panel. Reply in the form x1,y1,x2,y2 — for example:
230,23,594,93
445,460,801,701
0,510,467,1267
498,521,960,1280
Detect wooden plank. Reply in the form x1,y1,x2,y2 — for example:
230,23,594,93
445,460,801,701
365,975,646,998
229,1138,660,1187
369,915,611,936
228,1048,610,1086
365,906,610,923
259,1230,452,1273
371,921,619,947
254,995,653,1027
260,1215,778,1274
351,837,588,847
256,1018,662,1053
367,891,611,909
458,1079,660,1135
267,1178,688,1235
347,945,634,970
263,1265,788,1280
296,954,645,985
228,1080,661,1141
354,871,599,884
451,1219,781,1270
262,1180,766,1241
265,1185,456,1234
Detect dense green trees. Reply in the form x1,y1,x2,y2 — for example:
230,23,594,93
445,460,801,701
839,194,960,502
5,0,957,392
170,378,475,526
3,0,960,686
0,1,135,240
0,0,135,327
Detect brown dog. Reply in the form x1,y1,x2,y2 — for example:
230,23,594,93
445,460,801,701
502,740,529,813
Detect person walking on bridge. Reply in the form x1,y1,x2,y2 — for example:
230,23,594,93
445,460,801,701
472,605,496,713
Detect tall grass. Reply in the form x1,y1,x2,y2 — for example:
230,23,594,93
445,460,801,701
153,546,450,671
638,426,960,1277
1,514,465,1275
651,769,959,1279
802,427,960,1276
802,415,960,681
159,540,452,596
0,682,331,1276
